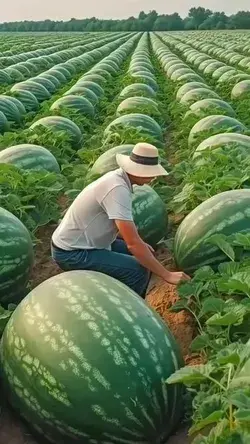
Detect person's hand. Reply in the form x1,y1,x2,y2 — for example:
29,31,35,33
164,271,191,285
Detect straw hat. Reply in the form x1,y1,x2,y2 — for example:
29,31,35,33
116,143,168,177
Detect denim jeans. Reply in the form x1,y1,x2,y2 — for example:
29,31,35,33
51,239,151,298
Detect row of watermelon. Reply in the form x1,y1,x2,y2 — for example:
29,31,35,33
161,32,250,101
0,34,133,130
152,34,247,150
0,33,184,444
151,34,250,273
0,34,143,306
0,33,92,63
0,33,119,84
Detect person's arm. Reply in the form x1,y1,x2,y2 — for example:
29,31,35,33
115,220,190,285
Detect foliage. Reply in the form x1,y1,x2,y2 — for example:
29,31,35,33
2,9,250,32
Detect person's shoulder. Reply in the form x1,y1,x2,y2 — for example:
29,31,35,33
100,168,130,190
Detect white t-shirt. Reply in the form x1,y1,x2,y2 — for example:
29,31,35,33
52,168,133,250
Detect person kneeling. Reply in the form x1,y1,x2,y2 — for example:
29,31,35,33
51,143,190,297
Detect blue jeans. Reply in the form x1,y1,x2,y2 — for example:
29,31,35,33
51,239,150,298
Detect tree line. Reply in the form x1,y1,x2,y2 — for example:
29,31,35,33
1,8,250,32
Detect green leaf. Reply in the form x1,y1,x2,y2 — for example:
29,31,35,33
231,357,250,388
232,233,250,249
218,262,241,277
166,363,215,386
206,234,235,261
189,410,224,435
169,300,189,312
206,310,244,327
191,333,210,352
225,272,250,297
234,409,250,422
193,266,215,281
229,390,250,410
199,297,226,318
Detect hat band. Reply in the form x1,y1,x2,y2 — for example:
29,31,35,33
130,152,159,166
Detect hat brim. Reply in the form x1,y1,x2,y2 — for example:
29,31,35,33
116,154,169,177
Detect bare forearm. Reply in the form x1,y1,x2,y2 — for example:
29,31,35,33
128,243,170,281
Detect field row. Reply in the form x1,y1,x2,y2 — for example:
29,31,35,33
0,30,250,443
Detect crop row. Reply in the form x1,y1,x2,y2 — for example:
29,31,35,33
151,32,250,442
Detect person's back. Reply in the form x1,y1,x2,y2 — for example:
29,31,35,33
52,168,133,251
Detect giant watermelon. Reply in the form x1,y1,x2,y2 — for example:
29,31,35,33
174,189,250,273
0,270,183,443
0,207,34,305
50,95,95,118
91,144,134,176
0,144,60,173
104,114,163,144
188,115,246,148
30,116,83,148
133,185,167,247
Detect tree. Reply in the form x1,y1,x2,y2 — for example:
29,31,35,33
188,7,212,29
199,12,228,29
229,11,250,29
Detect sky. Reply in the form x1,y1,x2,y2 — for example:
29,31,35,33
2,0,250,22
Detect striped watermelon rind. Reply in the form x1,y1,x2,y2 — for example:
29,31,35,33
0,207,34,305
174,189,250,273
0,144,60,173
133,185,168,248
0,270,183,443
30,116,83,148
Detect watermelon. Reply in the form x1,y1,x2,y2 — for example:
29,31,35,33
11,81,51,102
91,144,134,176
188,115,246,148
167,63,187,77
38,74,61,89
50,95,95,118
119,83,156,100
104,114,163,143
203,62,225,75
31,76,57,94
231,80,250,99
131,73,158,92
0,144,60,173
133,185,167,247
194,133,250,160
0,96,21,124
0,207,33,305
212,65,231,80
4,96,26,116
46,69,66,84
177,73,204,84
187,99,236,119
30,116,83,148
171,68,195,82
0,111,9,134
10,90,39,112
218,70,238,83
116,97,159,117
64,87,98,106
75,81,104,98
174,189,250,273
5,67,24,82
0,70,11,84
80,73,106,86
0,270,183,443
176,82,209,101
180,88,219,106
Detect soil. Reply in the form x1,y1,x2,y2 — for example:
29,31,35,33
0,225,197,444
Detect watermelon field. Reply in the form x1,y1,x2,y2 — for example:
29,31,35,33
1,29,250,443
